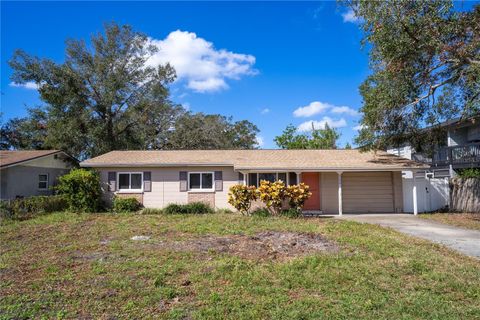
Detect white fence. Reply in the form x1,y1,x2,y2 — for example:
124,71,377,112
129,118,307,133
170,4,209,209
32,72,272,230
402,172,449,213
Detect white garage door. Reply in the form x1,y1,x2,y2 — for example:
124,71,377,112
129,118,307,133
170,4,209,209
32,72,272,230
343,172,394,213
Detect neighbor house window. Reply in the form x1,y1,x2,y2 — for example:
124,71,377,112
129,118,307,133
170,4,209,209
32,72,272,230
38,174,48,190
118,172,143,191
189,172,213,190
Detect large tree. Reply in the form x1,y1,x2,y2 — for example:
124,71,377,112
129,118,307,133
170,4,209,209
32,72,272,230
274,123,340,149
347,0,479,151
5,23,259,157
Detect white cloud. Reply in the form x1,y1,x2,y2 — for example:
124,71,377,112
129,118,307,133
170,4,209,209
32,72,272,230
9,81,39,90
260,108,270,115
353,124,366,131
293,101,332,117
255,136,264,147
342,9,361,23
147,30,257,93
331,106,360,116
297,117,347,132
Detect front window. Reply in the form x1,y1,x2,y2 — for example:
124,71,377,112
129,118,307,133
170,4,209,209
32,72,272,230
189,172,213,190
38,174,48,190
249,172,290,186
118,172,143,191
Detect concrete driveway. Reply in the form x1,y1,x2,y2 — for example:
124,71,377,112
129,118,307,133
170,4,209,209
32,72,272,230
337,214,480,258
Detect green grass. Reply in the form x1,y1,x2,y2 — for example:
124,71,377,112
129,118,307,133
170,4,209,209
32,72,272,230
419,213,480,231
1,212,479,319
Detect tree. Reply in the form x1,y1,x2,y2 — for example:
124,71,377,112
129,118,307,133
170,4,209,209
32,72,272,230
8,23,177,158
345,142,352,149
346,1,480,151
274,123,340,149
7,23,260,157
166,113,259,149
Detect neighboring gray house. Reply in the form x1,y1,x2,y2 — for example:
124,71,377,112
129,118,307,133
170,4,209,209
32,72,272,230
0,150,76,200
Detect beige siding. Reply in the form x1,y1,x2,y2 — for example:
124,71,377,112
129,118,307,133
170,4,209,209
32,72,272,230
342,172,394,213
320,172,339,214
97,166,238,210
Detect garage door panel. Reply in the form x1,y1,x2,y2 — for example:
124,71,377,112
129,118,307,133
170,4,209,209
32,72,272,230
343,172,394,213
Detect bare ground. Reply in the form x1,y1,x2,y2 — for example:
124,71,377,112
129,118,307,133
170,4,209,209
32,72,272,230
142,231,339,261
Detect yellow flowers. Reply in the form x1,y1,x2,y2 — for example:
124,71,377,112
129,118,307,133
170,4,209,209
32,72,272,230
228,180,312,216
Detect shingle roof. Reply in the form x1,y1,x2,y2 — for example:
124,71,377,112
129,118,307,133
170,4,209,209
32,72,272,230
0,150,62,168
80,150,428,171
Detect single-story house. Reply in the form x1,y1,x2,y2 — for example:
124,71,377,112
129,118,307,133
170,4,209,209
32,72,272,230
80,149,428,215
0,150,77,200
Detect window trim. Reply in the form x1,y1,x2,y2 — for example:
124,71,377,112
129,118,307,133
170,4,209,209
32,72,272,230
38,173,49,190
117,172,144,192
188,171,215,191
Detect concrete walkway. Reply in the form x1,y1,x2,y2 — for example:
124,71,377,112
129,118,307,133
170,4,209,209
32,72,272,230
337,214,480,258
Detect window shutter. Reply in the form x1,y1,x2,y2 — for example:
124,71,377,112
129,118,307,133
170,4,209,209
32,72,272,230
214,171,223,191
143,172,152,192
179,171,188,192
108,172,116,192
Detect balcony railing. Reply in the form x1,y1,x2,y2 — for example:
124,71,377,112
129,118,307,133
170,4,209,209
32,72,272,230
432,143,480,167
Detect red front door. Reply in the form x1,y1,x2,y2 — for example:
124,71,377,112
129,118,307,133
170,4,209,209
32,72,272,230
302,172,320,210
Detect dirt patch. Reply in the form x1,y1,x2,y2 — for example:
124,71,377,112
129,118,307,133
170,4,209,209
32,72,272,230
148,231,339,260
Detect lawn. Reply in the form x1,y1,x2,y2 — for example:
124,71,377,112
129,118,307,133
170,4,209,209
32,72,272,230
1,213,479,319
419,213,480,231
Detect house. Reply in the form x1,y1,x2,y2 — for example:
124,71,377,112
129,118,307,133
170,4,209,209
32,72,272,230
0,150,76,200
387,114,480,176
387,114,480,212
80,149,427,215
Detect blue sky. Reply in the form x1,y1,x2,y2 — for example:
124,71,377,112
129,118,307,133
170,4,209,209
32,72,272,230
1,1,370,148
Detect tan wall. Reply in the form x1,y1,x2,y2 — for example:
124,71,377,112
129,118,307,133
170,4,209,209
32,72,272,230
320,172,339,214
97,166,240,210
392,171,403,212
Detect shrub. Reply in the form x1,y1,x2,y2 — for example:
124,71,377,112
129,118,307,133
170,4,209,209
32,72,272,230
56,168,102,212
216,208,233,214
113,197,141,213
163,202,214,214
458,168,480,178
140,208,163,215
228,185,258,215
0,195,68,221
250,208,271,217
280,208,302,218
286,183,312,210
257,180,288,215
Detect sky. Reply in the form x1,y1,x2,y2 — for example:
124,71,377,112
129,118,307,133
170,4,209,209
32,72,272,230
1,1,370,149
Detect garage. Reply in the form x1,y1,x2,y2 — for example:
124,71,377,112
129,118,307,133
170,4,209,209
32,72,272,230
342,172,402,213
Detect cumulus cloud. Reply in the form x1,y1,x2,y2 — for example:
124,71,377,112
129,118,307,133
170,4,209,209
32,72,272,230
260,108,270,115
293,101,359,118
342,9,361,23
331,106,360,116
255,136,265,147
147,30,257,93
9,81,39,90
293,101,332,117
297,117,347,132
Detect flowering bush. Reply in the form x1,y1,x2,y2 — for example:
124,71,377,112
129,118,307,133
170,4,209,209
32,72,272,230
286,183,312,210
257,180,288,215
228,185,258,215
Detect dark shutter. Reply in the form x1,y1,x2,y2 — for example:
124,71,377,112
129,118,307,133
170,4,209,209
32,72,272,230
108,172,116,191
214,171,223,191
143,172,152,192
179,171,188,192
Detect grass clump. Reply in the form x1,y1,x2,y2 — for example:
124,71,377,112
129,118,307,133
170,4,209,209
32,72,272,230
0,195,68,221
163,202,214,214
250,208,271,217
140,208,163,215
112,197,142,213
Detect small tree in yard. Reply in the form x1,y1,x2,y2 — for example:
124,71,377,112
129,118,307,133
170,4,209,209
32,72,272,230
228,185,258,215
257,180,289,216
286,183,312,211
56,168,102,212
